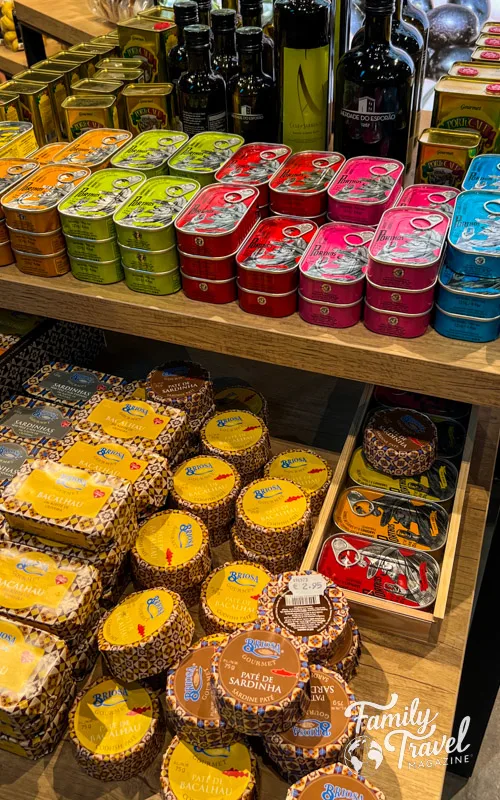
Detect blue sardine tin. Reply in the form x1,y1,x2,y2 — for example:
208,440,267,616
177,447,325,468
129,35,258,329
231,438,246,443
434,304,500,342
437,262,500,318
448,190,500,277
462,155,500,192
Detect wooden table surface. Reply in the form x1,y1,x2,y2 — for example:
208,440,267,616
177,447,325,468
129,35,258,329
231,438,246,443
12,0,113,45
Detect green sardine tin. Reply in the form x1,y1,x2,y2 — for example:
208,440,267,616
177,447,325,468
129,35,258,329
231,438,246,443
113,175,200,251
110,130,188,176
69,253,124,284
119,241,179,272
123,264,181,295
59,169,146,239
168,132,244,187
65,232,121,262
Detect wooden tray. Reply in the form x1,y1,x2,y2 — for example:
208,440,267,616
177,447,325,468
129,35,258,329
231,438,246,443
301,384,477,643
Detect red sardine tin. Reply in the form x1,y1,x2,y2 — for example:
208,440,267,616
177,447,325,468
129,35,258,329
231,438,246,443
181,271,237,304
396,184,460,217
214,143,291,206
174,183,259,257
269,151,345,217
317,532,440,609
327,156,404,226
238,284,297,318
298,222,372,304
368,207,450,278
179,249,236,280
236,216,317,293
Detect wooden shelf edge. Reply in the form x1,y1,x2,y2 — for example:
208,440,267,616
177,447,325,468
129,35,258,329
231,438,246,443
0,44,27,75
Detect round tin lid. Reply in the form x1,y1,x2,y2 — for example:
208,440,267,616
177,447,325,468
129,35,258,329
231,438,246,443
287,764,385,800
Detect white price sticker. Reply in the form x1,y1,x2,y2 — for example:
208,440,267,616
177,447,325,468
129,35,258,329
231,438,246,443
288,574,327,601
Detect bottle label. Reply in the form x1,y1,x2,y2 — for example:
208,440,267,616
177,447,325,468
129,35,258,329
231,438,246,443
338,80,411,157
182,110,226,136
282,45,329,151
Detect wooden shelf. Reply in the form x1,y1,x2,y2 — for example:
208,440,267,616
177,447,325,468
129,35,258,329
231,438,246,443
0,43,27,76
1,265,500,407
13,0,114,45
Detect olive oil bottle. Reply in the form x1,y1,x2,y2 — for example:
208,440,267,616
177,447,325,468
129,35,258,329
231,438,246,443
228,26,276,141
168,1,199,86
274,0,330,151
240,0,275,78
179,24,227,134
211,8,239,84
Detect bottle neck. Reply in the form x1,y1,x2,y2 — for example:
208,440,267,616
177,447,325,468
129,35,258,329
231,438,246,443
176,21,189,46
187,45,211,72
214,29,236,55
239,48,262,74
198,7,211,26
241,8,262,27
364,9,393,44
394,0,402,20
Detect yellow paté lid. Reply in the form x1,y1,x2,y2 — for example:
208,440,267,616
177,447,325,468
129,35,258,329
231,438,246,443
203,563,271,626
166,739,253,800
173,456,237,505
0,618,44,695
203,411,264,453
215,386,264,416
135,510,206,568
241,478,308,529
60,439,151,484
102,588,174,646
266,449,330,493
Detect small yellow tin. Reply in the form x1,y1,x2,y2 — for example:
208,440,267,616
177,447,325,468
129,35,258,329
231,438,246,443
94,68,145,87
31,59,78,93
88,34,120,56
1,80,58,146
49,51,94,82
69,44,117,78
482,20,500,34
17,69,69,141
139,6,176,22
53,129,133,172
117,17,177,83
62,95,119,141
0,93,20,123
471,46,500,63
448,61,500,80
416,128,482,186
432,76,500,154
123,83,178,135
476,33,500,49
0,122,37,159
72,79,126,128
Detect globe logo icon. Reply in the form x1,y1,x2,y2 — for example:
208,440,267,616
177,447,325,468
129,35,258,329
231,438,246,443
343,736,384,772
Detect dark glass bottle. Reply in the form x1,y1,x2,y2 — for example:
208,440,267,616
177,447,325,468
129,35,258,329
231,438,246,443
227,26,276,141
196,0,212,27
211,8,239,84
240,0,274,78
334,0,414,163
179,24,227,135
168,0,199,86
274,0,330,151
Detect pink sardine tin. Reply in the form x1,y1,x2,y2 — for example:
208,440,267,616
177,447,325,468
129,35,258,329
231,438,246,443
299,222,372,304
364,301,432,338
367,207,450,290
269,151,345,218
236,216,317,293
298,293,362,329
327,156,404,226
174,183,259,257
214,143,291,207
396,184,460,217
366,275,436,314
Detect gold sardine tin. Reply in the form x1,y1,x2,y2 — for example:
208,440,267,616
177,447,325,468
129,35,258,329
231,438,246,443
416,128,482,186
61,95,119,141
432,76,500,153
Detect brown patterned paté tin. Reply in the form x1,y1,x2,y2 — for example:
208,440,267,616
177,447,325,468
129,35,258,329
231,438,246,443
285,763,386,800
146,360,214,428
230,526,307,574
326,617,361,683
363,407,438,476
199,561,272,635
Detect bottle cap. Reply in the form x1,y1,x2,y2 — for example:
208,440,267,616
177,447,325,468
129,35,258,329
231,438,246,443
173,0,199,25
184,24,211,48
364,0,395,13
211,8,237,30
240,0,263,10
196,0,211,11
236,26,263,51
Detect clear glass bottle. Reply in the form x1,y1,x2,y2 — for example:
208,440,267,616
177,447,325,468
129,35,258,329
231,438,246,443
240,0,275,78
179,24,227,134
228,26,276,141
334,0,414,163
211,8,239,84
274,0,330,151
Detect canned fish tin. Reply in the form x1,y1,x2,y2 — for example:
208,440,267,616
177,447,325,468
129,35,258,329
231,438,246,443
482,20,500,33
437,262,500,318
54,129,132,172
298,294,362,329
416,128,481,187
236,217,317,293
59,169,146,240
117,17,176,83
269,151,345,218
123,265,181,295
181,272,237,304
18,69,69,141
432,77,500,154
317,532,440,609
366,276,436,314
123,84,178,136
449,61,500,79
96,58,145,73
7,227,65,256
0,121,37,159
396,184,459,216
13,247,69,277
0,93,21,123
69,254,124,285
364,301,431,338
179,249,236,280
61,95,119,141
298,222,371,304
0,159,39,205
463,154,500,191
2,80,58,147
119,242,179,272
175,183,259,257
65,233,120,261
447,190,500,276
37,56,84,89
327,157,404,226
434,304,500,341
169,133,245,187
110,131,188,177
215,143,291,206
31,143,68,165
94,69,144,88
114,175,200,251
0,241,13,266
472,47,500,62
348,446,458,504
238,284,297,318
2,164,90,233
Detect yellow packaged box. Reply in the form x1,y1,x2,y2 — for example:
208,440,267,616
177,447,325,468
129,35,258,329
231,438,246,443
0,458,137,552
264,449,333,515
98,587,194,681
117,17,176,83
0,684,76,759
0,121,37,159
201,409,271,482
432,76,500,154
0,613,73,739
200,561,272,635
0,395,77,449
23,362,128,408
123,83,178,135
0,541,101,642
230,525,307,574
1,80,58,146
74,392,188,460
62,95,119,141
69,677,165,781
53,128,132,172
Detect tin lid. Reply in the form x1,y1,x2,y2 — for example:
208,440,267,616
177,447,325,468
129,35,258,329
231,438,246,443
2,165,90,213
236,216,317,274
298,221,372,283
418,127,482,149
396,185,459,217
369,206,449,267
114,175,200,231
61,94,117,110
111,131,189,171
473,48,500,61
168,132,244,175
5,79,49,96
122,83,174,97
435,75,500,95
49,51,92,64
59,169,146,221
117,15,176,31
448,189,500,255
175,183,258,237
73,78,123,94
328,156,404,206
96,58,145,71
94,69,143,81
215,143,291,188
463,153,500,190
439,262,500,298
18,69,65,84
269,151,344,197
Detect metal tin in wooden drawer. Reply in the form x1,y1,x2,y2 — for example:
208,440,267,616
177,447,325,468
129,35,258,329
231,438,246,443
168,132,244,187
447,190,500,277
463,154,500,191
327,156,404,226
368,207,449,278
110,130,188,177
396,185,459,216
175,183,259,257
53,129,132,172
7,226,66,255
59,169,146,240
2,164,90,233
236,216,317,293
317,532,440,610
269,151,344,217
334,486,448,553
215,143,291,206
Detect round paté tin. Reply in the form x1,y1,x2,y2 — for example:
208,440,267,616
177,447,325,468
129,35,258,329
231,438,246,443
263,449,332,515
146,360,214,424
395,184,459,216
257,570,349,663
211,621,310,735
327,156,404,226
165,633,239,748
199,561,272,635
69,677,164,781
215,384,268,424
269,151,345,217
363,407,437,476
201,409,271,481
264,665,359,782
326,617,361,683
97,587,194,681
230,525,307,574
285,763,386,800
131,509,211,600
160,737,257,800
235,477,312,555
215,143,291,206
